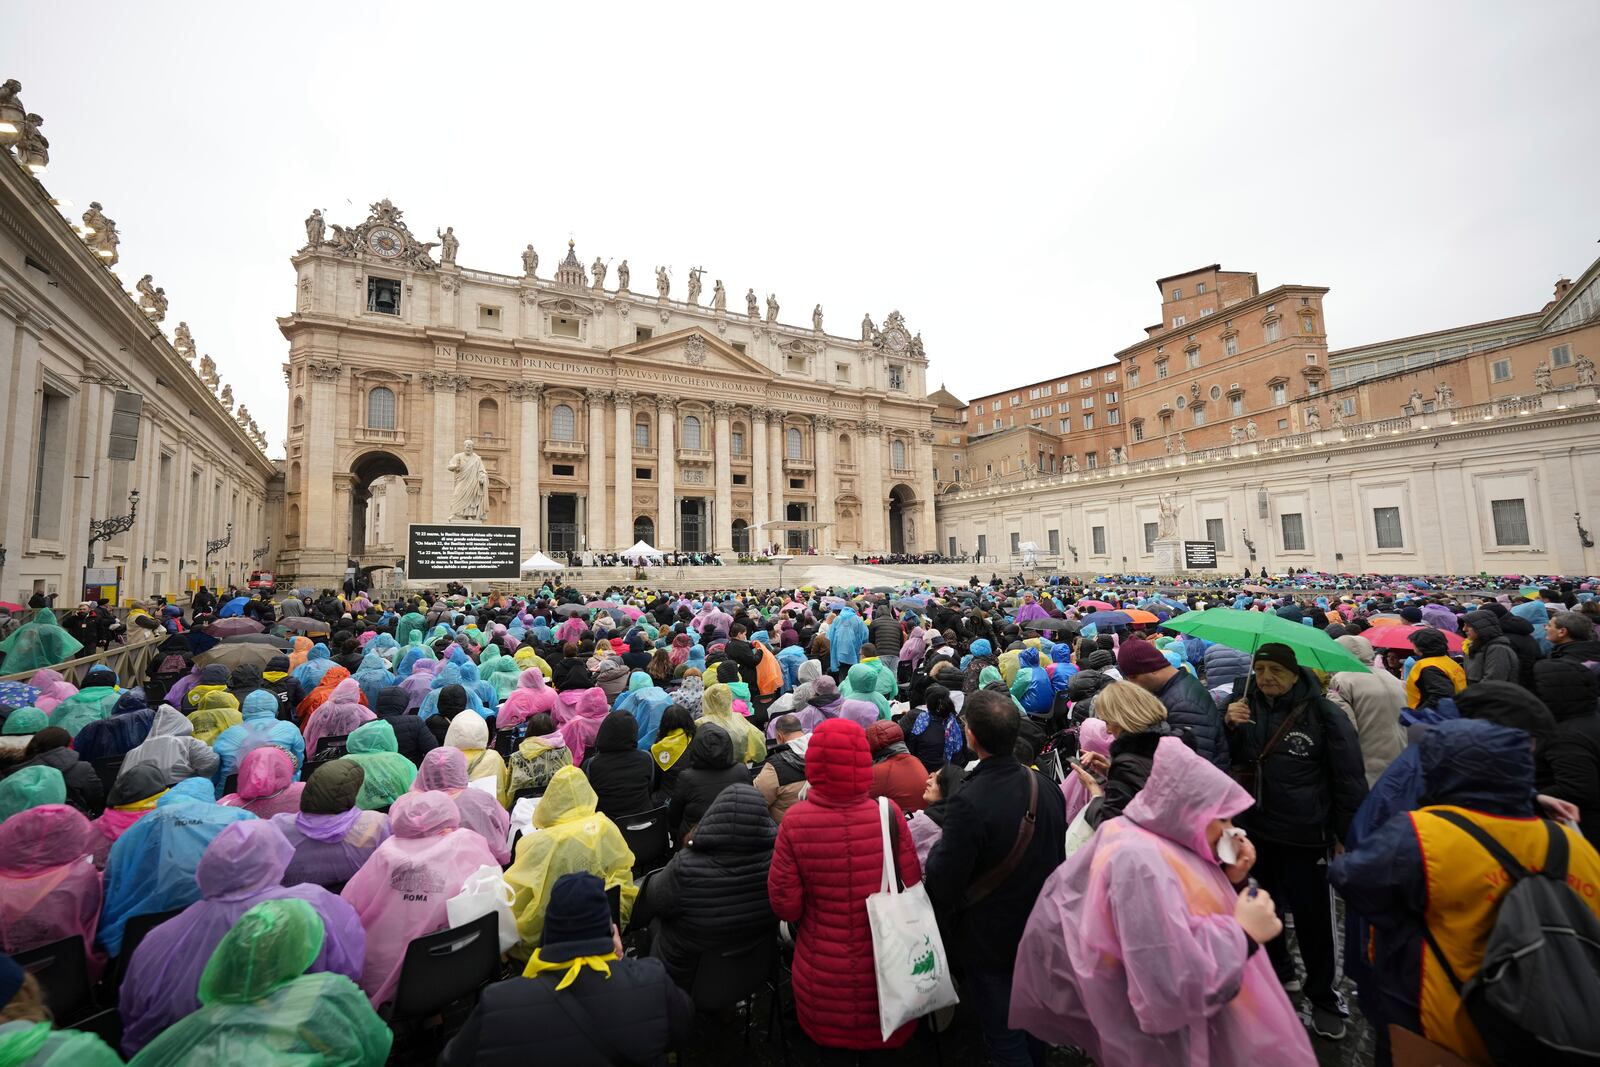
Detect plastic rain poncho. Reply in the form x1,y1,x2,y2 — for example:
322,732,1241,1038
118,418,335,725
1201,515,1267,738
827,607,868,672
418,663,490,721
121,706,221,786
698,683,768,764
29,669,78,712
504,766,636,955
397,658,440,709
118,820,367,1056
498,667,556,727
1008,736,1316,1067
552,688,610,766
616,686,670,749
457,661,499,713
0,765,66,822
442,710,509,794
219,746,305,819
0,1021,122,1067
838,663,891,720
339,790,497,1008
272,765,391,889
214,691,306,784
125,898,391,1067
99,777,258,956
0,609,83,674
290,645,336,692
340,721,416,811
412,747,510,865
351,655,396,709
46,684,121,738
0,803,102,968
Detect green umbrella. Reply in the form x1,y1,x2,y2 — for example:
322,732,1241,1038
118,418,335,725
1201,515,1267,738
1159,609,1369,675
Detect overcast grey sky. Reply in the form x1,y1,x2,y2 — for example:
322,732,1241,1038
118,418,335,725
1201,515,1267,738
11,1,1598,454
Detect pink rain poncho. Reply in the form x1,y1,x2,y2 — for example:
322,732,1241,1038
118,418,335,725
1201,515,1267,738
117,819,366,1055
1061,717,1112,824
553,686,610,766
397,658,441,711
497,667,556,728
220,746,305,819
0,803,104,975
411,748,510,865
1009,736,1316,1067
339,789,497,1008
28,668,78,714
303,682,377,757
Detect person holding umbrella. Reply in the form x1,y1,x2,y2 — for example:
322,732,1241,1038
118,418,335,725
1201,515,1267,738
1223,643,1367,1041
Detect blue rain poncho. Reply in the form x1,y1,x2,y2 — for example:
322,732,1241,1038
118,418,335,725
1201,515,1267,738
828,607,868,672
290,645,335,691
214,691,306,785
457,661,499,713
615,685,671,748
418,663,490,721
99,778,256,955
351,654,396,707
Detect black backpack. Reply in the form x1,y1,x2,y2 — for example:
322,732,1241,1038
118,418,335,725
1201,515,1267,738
1420,809,1600,1066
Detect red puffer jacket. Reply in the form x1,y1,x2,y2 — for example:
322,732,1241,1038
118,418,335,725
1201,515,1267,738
768,718,922,1050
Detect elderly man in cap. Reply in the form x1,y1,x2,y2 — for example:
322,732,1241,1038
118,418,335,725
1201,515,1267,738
441,872,692,1066
1224,642,1368,1041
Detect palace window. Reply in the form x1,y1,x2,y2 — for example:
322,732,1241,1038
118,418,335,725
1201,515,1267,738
1104,391,1118,403
682,415,703,449
1224,335,1239,356
1193,406,1206,426
1210,385,1222,401
366,276,401,315
1104,369,1117,383
1271,383,1287,405
1265,320,1282,343
1171,288,1182,301
367,387,396,430
1232,395,1245,417
1373,507,1404,549
1083,412,1094,430
1196,282,1207,294
1186,347,1201,369
551,404,576,441
1172,315,1186,327
1128,368,1140,387
1492,359,1512,382
1281,513,1306,551
1058,418,1070,433
1491,498,1530,545
1108,408,1120,425
786,427,803,459
1552,343,1573,366
1086,451,1098,469
1200,307,1214,317
1131,419,1144,441
1156,360,1169,380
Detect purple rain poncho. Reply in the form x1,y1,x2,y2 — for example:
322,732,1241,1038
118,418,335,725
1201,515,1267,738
411,748,510,865
117,819,366,1055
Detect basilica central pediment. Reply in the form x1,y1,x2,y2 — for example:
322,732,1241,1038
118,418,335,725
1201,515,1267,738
613,327,771,379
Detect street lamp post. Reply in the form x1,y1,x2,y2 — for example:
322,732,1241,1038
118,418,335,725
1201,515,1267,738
87,489,139,571
205,522,234,586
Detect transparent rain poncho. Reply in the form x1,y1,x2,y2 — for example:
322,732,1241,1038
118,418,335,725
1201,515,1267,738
698,684,768,764
99,778,257,956
412,747,509,865
340,721,416,811
121,705,220,787
0,1021,122,1067
339,790,496,1008
0,802,102,967
0,764,67,821
504,765,637,956
46,685,121,738
117,820,366,1056
0,609,83,674
214,690,306,784
124,898,392,1067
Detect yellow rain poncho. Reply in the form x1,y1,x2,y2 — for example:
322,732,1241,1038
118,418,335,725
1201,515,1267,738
188,692,243,745
698,683,767,764
513,646,553,679
504,766,636,957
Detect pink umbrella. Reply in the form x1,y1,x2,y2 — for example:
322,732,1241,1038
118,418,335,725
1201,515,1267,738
1365,625,1465,653
203,617,265,638
620,605,644,620
1077,599,1114,611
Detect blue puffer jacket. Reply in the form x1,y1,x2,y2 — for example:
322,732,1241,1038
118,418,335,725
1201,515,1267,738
1202,644,1251,694
1155,669,1230,769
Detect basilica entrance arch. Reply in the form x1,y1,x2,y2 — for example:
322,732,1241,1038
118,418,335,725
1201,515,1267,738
349,450,409,561
888,483,917,554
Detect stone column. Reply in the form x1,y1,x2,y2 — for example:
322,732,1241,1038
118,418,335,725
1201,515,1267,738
332,473,355,562
750,407,770,546
712,400,734,553
513,383,542,547
860,419,885,550
814,414,835,554
585,388,610,553
917,428,937,554
768,416,784,530
613,389,635,548
656,395,677,550
304,360,342,550
539,492,550,550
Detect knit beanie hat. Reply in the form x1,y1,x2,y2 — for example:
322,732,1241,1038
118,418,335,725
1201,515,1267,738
1252,643,1299,673
540,871,615,958
1115,639,1170,678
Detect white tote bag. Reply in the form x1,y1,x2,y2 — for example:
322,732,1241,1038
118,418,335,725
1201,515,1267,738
865,797,959,1040
445,864,520,955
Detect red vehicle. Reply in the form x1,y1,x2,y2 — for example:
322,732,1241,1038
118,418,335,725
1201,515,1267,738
248,570,276,593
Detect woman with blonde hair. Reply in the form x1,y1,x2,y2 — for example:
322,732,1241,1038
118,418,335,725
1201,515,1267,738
1069,680,1191,828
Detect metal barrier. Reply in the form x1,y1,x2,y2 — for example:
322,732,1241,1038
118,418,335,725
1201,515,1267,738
0,631,167,687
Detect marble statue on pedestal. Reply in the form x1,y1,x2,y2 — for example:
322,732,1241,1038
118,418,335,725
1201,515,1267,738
616,259,629,290
655,266,670,299
447,439,489,523
1576,356,1596,387
711,279,726,312
747,288,760,318
304,209,324,249
437,227,459,266
522,244,539,276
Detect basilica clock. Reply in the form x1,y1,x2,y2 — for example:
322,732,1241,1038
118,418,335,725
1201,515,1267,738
367,227,403,258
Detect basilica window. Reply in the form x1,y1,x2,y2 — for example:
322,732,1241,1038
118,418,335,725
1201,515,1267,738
478,398,499,438
682,416,703,450
634,417,651,449
551,404,576,441
31,386,69,540
786,427,803,460
731,426,746,456
366,276,400,315
837,433,853,465
888,365,905,391
891,439,907,469
367,387,396,430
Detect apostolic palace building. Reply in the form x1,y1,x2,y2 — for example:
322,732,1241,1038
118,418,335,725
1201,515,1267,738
4,75,1600,600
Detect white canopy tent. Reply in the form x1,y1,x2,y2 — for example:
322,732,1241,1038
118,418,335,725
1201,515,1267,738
621,540,664,563
520,551,565,572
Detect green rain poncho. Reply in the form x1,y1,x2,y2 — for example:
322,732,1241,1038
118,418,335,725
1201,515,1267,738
838,662,891,720
3,707,48,735
339,721,416,810
46,686,121,738
0,609,82,674
0,764,67,821
395,612,428,648
125,898,392,1067
0,1021,122,1067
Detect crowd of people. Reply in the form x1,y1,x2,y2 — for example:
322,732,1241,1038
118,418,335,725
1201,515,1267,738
0,574,1598,1065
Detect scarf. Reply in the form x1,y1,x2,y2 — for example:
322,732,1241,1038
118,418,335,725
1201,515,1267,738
521,950,617,991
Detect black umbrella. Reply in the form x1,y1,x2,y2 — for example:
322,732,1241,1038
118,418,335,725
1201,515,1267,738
869,586,897,595
555,603,589,617
1025,618,1081,634
279,617,330,635
221,633,294,649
